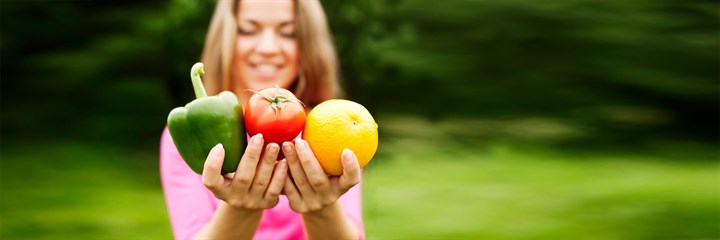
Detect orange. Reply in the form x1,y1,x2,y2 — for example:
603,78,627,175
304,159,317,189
303,99,378,175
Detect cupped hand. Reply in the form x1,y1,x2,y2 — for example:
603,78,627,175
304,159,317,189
201,134,288,210
281,139,361,214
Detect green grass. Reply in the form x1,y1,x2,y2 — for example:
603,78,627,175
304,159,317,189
1,141,171,239
362,115,719,239
2,116,718,239
363,146,719,239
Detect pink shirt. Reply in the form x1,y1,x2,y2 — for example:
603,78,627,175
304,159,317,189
160,127,365,240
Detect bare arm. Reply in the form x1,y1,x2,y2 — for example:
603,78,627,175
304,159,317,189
282,139,363,240
193,203,263,240
301,201,359,240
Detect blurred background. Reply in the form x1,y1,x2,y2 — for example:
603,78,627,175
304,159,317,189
1,0,718,239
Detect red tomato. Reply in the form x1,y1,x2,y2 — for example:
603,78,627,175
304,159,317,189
244,86,306,158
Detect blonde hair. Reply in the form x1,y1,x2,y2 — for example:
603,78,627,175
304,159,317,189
200,0,341,107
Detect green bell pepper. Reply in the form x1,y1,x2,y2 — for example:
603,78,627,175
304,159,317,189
167,62,246,174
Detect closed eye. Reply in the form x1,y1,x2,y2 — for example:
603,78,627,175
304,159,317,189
238,27,258,35
278,21,296,39
279,30,296,38
238,20,259,35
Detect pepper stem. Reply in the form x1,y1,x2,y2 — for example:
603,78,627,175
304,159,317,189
190,62,207,98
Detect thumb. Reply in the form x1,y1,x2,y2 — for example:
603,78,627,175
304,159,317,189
339,148,361,190
202,144,226,189
209,143,225,163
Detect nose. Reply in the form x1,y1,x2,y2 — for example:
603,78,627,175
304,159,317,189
256,29,280,56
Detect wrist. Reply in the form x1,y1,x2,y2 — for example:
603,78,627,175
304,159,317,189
219,202,264,217
300,201,359,240
196,202,264,240
302,201,341,220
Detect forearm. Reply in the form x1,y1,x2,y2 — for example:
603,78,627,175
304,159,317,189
301,201,359,240
193,202,263,240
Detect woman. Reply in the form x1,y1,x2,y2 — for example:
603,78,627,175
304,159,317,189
160,0,365,239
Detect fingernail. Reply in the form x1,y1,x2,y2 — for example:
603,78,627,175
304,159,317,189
253,134,263,146
342,148,354,162
297,139,307,149
268,143,278,154
212,143,224,156
282,142,292,154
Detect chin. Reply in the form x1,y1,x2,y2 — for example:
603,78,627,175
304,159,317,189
247,75,294,91
243,83,272,93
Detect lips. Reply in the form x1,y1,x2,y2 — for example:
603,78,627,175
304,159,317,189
254,63,278,73
250,63,282,79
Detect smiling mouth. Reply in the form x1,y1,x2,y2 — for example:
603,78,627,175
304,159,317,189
251,63,281,77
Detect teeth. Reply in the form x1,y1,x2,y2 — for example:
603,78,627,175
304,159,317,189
256,64,277,73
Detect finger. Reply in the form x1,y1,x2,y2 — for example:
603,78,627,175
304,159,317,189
338,148,362,193
249,143,279,196
283,176,305,212
233,134,264,190
202,144,226,195
223,172,235,179
283,141,314,197
264,160,287,200
294,139,331,193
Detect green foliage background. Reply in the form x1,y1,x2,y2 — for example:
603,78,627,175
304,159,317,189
1,0,718,239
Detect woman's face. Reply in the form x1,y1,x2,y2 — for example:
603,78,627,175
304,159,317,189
233,0,298,94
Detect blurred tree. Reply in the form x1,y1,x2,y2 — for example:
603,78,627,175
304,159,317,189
331,0,719,142
1,0,212,147
1,0,717,149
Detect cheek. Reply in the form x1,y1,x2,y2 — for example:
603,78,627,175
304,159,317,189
282,41,299,73
233,38,254,84
235,38,253,66
282,41,298,63
278,42,299,89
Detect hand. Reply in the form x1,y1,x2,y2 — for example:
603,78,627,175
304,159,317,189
201,134,288,211
281,139,361,214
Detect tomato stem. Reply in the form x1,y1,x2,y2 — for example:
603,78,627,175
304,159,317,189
245,85,306,111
